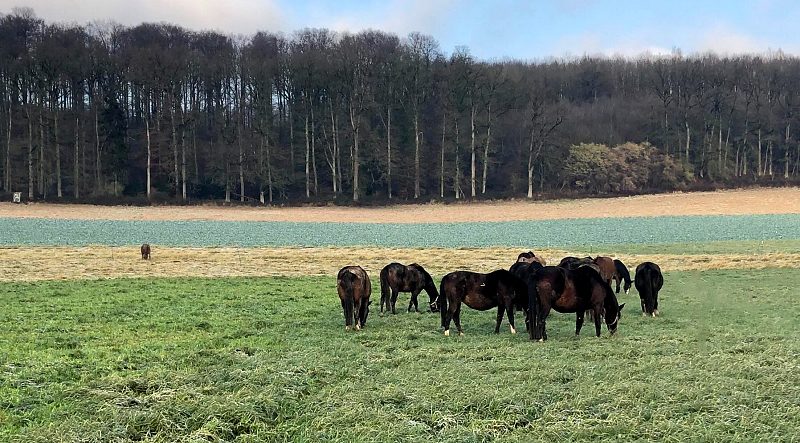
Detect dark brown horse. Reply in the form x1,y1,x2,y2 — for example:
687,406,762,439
438,270,528,336
379,262,439,315
558,256,595,270
528,266,624,341
517,251,547,266
141,244,151,260
635,262,663,317
337,266,372,331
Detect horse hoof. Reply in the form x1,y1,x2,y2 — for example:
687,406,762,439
653,310,659,317
537,338,544,343
459,332,465,337
355,325,361,331
652,312,657,318
379,313,384,317
345,326,350,332
444,330,450,337
510,326,516,334
642,312,648,317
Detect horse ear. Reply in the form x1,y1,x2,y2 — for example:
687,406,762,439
619,303,625,311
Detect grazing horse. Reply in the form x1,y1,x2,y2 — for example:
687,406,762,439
438,270,528,336
337,266,372,331
528,266,624,341
379,262,439,315
141,244,151,260
635,262,663,317
613,259,633,294
594,256,616,286
517,251,547,266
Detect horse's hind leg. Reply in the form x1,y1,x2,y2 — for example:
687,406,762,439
354,299,362,331
443,301,457,336
495,307,504,334
391,289,399,315
506,304,517,334
614,276,621,293
575,311,584,336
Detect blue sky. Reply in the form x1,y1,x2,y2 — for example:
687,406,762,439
3,0,799,59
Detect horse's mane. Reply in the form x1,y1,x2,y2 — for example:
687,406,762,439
409,263,433,282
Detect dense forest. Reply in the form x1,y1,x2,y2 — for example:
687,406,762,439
1,7,799,204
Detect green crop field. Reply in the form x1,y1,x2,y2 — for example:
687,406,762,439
3,213,800,247
2,270,799,442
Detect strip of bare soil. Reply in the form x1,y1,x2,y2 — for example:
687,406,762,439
1,187,798,223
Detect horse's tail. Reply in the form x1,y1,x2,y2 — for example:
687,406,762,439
379,266,390,311
438,278,448,328
341,272,358,328
527,273,542,340
637,265,654,313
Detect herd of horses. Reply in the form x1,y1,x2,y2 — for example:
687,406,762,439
337,252,664,341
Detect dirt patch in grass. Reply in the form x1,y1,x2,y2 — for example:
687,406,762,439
2,187,799,223
2,245,799,282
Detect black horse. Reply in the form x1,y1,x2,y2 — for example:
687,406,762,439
635,262,663,317
613,259,633,294
528,265,624,341
517,251,547,266
379,262,439,315
337,266,372,331
438,270,528,336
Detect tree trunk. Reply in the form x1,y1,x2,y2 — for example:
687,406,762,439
304,109,310,198
527,137,536,199
171,101,179,195
238,115,244,203
454,117,460,199
440,112,445,198
94,103,101,190
414,109,420,199
74,113,80,199
785,121,791,179
4,110,10,191
684,118,690,164
145,113,151,200
265,134,273,203
470,105,476,198
757,127,763,177
482,105,491,194
38,109,44,197
386,106,392,199
55,105,61,197
329,102,338,194
27,107,33,199
350,101,360,202
311,104,318,195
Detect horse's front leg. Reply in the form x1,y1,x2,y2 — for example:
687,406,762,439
575,311,584,336
494,306,504,334
408,289,421,313
380,290,387,317
354,299,362,331
614,276,621,293
593,306,602,337
506,304,516,334
443,300,457,336
454,306,464,336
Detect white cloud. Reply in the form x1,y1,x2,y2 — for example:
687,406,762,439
552,30,672,59
694,24,777,55
1,0,289,34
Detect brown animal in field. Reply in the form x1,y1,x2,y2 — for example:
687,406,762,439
594,256,616,286
337,265,372,331
141,244,151,260
517,251,546,266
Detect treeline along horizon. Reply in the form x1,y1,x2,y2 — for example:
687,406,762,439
1,8,799,203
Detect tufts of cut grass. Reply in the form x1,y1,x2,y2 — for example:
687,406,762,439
1,270,800,441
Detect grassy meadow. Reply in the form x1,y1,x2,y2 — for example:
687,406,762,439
2,270,800,442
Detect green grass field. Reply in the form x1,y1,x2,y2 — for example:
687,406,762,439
2,270,799,442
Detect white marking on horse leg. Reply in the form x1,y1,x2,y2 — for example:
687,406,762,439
355,324,361,331
459,331,464,336
444,330,450,337
345,326,350,331
510,326,516,334
654,309,659,317
642,312,647,317
537,338,544,343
